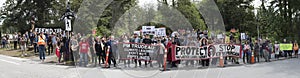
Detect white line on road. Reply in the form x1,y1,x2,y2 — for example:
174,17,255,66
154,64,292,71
0,59,20,65
0,55,29,61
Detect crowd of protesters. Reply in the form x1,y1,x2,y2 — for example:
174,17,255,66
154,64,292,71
0,28,299,69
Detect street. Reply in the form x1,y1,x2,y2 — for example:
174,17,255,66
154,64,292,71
0,54,299,78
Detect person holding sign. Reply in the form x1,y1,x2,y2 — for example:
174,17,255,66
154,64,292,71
141,34,153,67
130,33,141,67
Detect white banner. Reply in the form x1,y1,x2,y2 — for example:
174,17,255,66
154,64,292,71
35,28,62,33
142,26,155,35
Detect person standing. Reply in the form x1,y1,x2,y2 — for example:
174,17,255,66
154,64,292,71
29,30,35,46
199,37,209,67
79,38,90,67
107,36,117,67
88,36,96,65
130,33,141,67
94,37,104,66
274,41,280,60
142,34,153,67
254,40,261,62
13,32,18,50
157,40,165,68
52,33,57,55
34,32,38,53
293,40,299,58
37,32,47,62
47,33,53,55
20,34,27,56
243,41,251,64
70,36,79,64
262,40,271,62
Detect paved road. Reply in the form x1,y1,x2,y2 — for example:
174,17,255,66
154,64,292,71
0,54,300,78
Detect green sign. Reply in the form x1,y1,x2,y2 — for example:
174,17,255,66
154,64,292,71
280,43,293,50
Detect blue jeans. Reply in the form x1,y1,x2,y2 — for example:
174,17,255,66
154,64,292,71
39,45,46,60
79,52,88,67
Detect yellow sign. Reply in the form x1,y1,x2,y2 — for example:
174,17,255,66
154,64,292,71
280,43,293,50
225,36,230,44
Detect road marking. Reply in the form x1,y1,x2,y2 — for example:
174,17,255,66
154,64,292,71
0,55,29,61
0,59,20,65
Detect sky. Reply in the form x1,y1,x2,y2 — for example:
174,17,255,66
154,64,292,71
0,0,5,7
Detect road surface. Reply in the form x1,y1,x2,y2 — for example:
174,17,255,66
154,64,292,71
0,54,299,78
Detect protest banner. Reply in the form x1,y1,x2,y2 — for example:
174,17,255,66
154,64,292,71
279,43,293,51
174,44,241,60
117,43,162,61
35,28,62,33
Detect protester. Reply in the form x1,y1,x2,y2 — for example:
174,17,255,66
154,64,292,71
13,32,18,50
107,36,117,67
293,40,298,58
52,33,57,55
141,34,153,67
29,30,35,46
2,36,7,48
199,37,209,67
88,36,96,66
262,40,271,62
157,40,165,68
274,41,280,60
20,34,27,56
37,32,47,62
70,36,79,64
79,38,89,67
254,40,261,62
130,33,141,67
94,37,104,66
47,33,53,55
243,41,251,64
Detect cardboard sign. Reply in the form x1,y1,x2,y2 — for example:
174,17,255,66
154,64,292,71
65,18,72,31
142,26,155,35
155,28,166,37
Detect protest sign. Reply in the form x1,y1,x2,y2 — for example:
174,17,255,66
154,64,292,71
155,28,166,37
175,46,208,60
142,26,155,35
280,43,293,50
210,44,241,57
